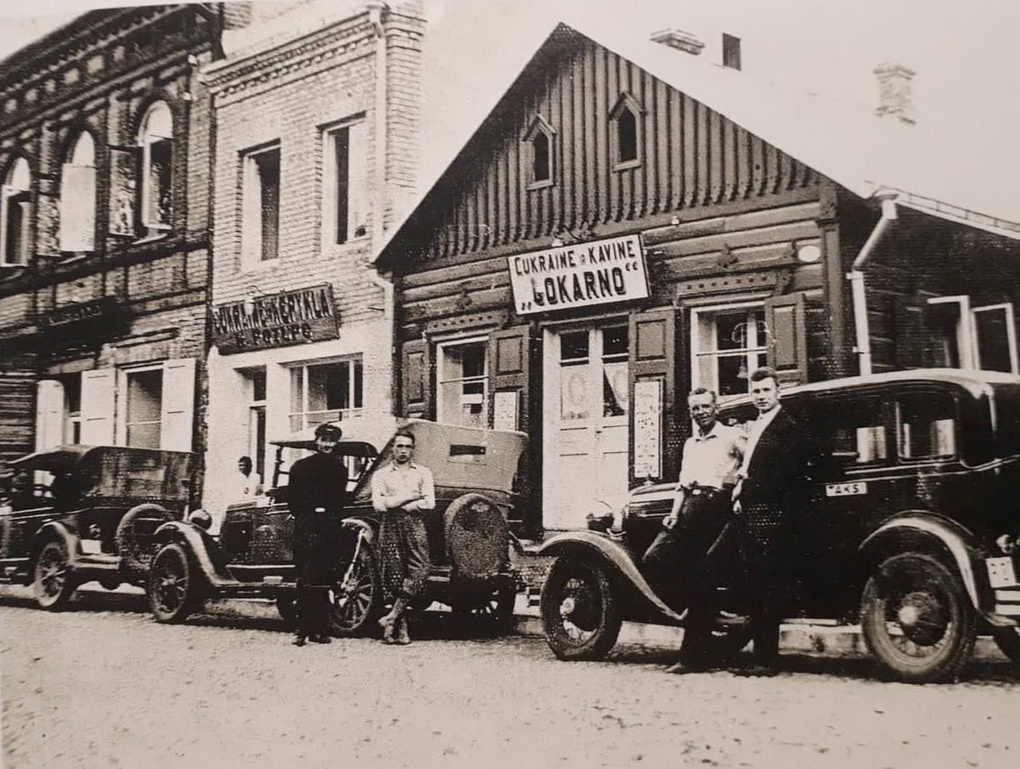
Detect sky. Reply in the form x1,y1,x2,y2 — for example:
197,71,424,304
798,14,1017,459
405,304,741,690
0,0,1016,200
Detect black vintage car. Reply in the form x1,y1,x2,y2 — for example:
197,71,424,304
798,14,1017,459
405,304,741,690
146,419,527,635
540,369,1020,683
0,445,193,609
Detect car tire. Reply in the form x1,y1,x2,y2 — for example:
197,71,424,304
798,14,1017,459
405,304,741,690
329,540,383,637
861,552,976,683
148,542,199,624
452,583,517,635
116,504,173,575
990,626,1020,666
33,539,76,610
541,557,622,661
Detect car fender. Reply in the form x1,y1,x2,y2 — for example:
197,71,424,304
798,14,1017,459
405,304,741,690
538,530,685,624
30,520,81,565
859,512,986,611
152,521,231,586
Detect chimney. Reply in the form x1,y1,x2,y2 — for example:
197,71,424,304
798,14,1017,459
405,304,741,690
873,62,916,124
650,28,704,56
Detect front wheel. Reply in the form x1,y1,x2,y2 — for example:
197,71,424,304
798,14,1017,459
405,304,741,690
452,583,517,635
861,552,976,683
541,557,622,661
148,543,200,624
33,540,76,610
329,540,383,637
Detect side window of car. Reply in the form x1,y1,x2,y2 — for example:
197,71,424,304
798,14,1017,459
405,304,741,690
813,397,888,470
896,392,957,461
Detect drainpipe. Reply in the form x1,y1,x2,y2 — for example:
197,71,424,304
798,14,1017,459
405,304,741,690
367,1,395,416
847,194,898,376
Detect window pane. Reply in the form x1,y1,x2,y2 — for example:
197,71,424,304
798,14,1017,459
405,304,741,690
438,343,488,427
898,393,957,460
533,132,550,182
353,359,363,408
603,361,628,416
333,128,350,244
127,423,160,449
250,369,266,402
127,370,162,422
617,108,637,163
560,367,589,421
975,308,1014,373
560,331,589,362
603,326,628,359
148,138,172,227
256,151,280,261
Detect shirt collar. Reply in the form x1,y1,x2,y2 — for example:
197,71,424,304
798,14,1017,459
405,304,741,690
693,421,723,441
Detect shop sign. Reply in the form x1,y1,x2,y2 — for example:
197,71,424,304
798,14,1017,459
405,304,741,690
212,284,339,354
39,296,123,330
507,234,649,316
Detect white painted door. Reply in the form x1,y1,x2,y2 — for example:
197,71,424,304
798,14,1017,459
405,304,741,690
543,324,630,530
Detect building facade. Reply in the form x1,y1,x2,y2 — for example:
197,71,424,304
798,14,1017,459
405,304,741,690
0,5,229,497
201,0,424,514
375,22,1020,536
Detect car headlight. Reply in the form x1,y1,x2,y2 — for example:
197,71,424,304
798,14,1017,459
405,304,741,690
996,534,1017,555
188,509,213,530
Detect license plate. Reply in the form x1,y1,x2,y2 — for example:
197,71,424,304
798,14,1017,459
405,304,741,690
986,556,1017,589
80,539,102,554
825,482,867,497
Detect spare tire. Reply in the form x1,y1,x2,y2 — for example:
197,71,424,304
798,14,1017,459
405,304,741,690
115,503,173,574
444,493,509,581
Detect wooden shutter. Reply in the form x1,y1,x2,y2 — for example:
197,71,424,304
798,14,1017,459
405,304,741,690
765,292,808,385
80,369,116,445
628,307,681,484
400,338,431,419
488,325,533,433
0,185,13,265
35,380,65,451
160,358,196,452
59,164,96,252
108,145,140,238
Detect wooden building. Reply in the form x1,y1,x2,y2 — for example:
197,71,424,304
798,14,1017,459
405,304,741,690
374,21,1020,536
0,5,232,495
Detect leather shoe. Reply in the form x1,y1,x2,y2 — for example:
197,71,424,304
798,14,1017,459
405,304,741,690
292,635,307,647
732,664,778,677
310,634,332,644
665,660,715,674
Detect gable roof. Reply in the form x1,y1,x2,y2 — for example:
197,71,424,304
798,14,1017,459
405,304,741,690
376,17,1019,267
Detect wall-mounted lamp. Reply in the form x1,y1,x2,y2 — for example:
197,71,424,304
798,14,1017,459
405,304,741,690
670,216,680,226
796,243,822,264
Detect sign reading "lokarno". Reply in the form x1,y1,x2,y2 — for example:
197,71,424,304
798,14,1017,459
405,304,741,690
507,234,649,316
212,283,339,354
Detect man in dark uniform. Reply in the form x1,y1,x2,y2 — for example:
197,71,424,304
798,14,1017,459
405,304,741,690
642,388,744,673
732,367,813,675
287,422,347,647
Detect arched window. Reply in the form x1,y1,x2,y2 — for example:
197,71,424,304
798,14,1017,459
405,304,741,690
60,132,97,253
138,101,173,230
610,94,643,168
1,157,31,266
523,114,555,188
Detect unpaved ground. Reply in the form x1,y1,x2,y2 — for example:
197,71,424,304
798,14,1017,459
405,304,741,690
2,588,1018,769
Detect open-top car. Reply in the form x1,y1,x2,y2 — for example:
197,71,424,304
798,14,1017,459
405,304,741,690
146,419,527,635
0,445,193,609
540,369,1020,683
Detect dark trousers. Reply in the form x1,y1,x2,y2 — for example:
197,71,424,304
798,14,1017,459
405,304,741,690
740,502,793,665
293,515,338,638
642,493,732,665
295,585,331,637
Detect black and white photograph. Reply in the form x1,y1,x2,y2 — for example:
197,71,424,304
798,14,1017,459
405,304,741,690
0,0,1017,766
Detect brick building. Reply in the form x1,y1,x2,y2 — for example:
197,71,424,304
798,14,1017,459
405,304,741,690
0,4,229,499
375,19,1020,536
201,0,424,513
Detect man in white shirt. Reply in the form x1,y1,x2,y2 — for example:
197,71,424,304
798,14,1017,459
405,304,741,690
372,428,436,644
235,456,262,500
642,388,744,673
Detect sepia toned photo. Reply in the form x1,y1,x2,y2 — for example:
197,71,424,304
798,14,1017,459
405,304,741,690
0,0,1017,766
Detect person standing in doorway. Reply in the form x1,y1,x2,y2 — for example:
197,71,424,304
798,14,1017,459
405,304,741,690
287,423,347,647
642,388,744,673
731,367,813,676
372,428,435,645
235,455,263,501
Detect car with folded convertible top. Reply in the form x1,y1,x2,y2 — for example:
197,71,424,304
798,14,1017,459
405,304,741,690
146,418,528,635
0,445,192,609
541,368,1020,683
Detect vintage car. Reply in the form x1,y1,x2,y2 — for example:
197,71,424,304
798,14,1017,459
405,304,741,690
0,445,193,609
540,369,1020,683
146,419,527,635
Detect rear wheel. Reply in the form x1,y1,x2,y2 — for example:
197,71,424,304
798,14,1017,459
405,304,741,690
33,540,75,610
861,552,976,683
330,540,382,637
116,504,173,574
148,543,199,624
541,557,622,661
452,583,517,635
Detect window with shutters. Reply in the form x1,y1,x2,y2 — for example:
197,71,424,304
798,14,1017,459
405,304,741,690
1,157,31,267
288,358,363,431
911,295,1019,373
124,367,163,448
243,367,267,478
138,101,173,232
59,132,97,254
690,302,768,398
62,375,83,444
322,118,368,246
437,338,488,428
241,144,281,265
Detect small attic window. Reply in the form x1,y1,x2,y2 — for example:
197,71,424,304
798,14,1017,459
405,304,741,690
610,93,643,169
524,114,555,189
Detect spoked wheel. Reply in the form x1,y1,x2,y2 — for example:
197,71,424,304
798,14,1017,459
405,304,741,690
33,540,76,610
330,541,382,637
116,504,173,575
148,543,199,624
541,557,622,661
452,583,517,635
990,626,1020,667
861,552,976,683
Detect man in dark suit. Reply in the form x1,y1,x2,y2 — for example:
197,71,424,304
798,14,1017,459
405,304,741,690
732,367,813,675
287,422,348,647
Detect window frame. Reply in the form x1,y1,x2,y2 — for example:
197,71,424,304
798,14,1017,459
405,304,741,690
523,115,556,190
137,101,173,233
239,142,282,270
1,156,32,268
59,131,97,255
287,356,364,432
690,300,769,400
321,116,368,249
894,389,959,465
609,93,643,170
119,364,164,449
436,335,490,428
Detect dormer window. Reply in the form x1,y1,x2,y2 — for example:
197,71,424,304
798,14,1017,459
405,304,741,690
524,115,555,188
60,131,97,254
1,157,31,267
610,93,643,169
